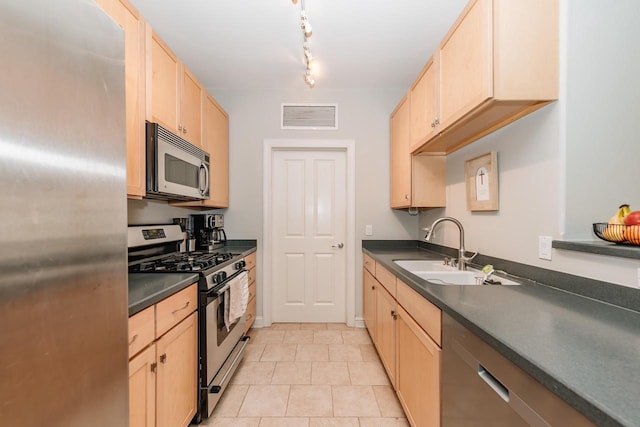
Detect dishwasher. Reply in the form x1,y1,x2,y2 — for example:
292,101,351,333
441,313,596,427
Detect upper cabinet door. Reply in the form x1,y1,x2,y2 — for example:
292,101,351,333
169,94,229,209
146,26,180,135
438,0,492,130
389,94,412,209
180,67,204,148
203,94,229,207
410,56,439,152
95,0,146,199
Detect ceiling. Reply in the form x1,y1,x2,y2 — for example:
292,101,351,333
129,0,468,91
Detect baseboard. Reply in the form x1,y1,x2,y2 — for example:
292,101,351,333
250,316,365,329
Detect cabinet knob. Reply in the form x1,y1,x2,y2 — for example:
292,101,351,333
178,124,183,131
404,194,409,200
391,310,398,320
434,117,440,126
371,285,375,290
431,120,436,128
183,127,187,133
151,362,157,373
160,353,167,363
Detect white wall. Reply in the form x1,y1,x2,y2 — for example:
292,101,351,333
209,88,417,322
419,0,640,289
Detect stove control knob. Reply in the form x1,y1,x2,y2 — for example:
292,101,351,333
234,260,246,270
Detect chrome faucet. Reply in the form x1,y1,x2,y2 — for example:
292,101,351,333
424,217,477,270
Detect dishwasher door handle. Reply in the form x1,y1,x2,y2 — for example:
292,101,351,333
478,363,509,402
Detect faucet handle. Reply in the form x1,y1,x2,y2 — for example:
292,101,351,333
462,251,478,262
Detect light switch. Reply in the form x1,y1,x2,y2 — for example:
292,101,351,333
538,236,552,260
365,224,373,236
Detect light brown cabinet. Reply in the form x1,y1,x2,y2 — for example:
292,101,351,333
244,251,257,333
396,305,441,427
156,312,198,427
146,26,203,148
362,253,443,427
390,94,412,208
363,261,397,385
374,283,397,386
410,56,439,152
95,0,146,199
171,94,229,208
413,0,559,154
127,284,198,427
363,269,376,341
390,95,446,210
129,343,156,427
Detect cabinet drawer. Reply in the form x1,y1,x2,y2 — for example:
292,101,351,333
363,253,375,275
128,305,155,359
244,296,256,333
245,251,256,270
375,263,397,297
397,279,441,346
248,266,256,285
155,283,197,338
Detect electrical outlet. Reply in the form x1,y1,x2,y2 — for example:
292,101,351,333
538,236,552,260
365,224,373,236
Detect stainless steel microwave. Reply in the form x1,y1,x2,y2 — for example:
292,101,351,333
146,122,210,201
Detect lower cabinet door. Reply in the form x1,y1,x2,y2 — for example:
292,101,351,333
396,306,441,427
375,284,397,385
156,312,198,427
363,269,377,340
129,343,156,427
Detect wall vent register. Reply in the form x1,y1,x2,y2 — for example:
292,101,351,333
281,103,338,129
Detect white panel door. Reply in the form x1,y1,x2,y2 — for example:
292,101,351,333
272,149,347,322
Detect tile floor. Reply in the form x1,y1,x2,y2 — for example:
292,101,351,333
198,323,410,427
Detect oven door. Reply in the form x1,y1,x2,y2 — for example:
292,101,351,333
201,273,248,418
157,137,210,200
204,289,246,385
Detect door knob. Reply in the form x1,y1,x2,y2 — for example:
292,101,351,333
332,243,344,248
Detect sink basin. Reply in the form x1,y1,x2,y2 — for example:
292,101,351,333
413,270,481,285
393,259,520,286
393,259,455,272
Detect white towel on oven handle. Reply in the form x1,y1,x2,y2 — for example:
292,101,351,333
224,270,249,331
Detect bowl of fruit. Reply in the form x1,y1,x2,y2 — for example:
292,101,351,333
593,204,640,245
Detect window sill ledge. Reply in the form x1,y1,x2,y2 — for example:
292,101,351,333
552,240,640,260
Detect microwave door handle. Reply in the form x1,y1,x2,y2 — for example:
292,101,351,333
200,162,210,197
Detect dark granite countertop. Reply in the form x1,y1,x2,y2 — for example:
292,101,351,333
128,273,199,316
363,244,640,427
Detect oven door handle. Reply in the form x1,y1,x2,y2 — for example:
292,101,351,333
209,269,249,298
209,335,250,393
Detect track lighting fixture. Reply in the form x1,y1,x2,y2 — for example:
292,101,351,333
300,11,312,38
295,0,316,88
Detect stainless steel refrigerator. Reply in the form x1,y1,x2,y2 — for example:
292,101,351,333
0,1,128,426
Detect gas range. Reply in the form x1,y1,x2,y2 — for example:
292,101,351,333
128,223,250,424
127,224,245,291
129,251,237,273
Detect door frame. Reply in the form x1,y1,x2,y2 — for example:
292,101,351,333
262,139,356,327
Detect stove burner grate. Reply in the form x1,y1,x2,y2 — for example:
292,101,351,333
129,252,237,273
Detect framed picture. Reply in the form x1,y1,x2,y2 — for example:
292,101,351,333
465,151,498,211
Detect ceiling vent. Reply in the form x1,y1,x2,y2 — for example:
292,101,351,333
281,103,338,130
